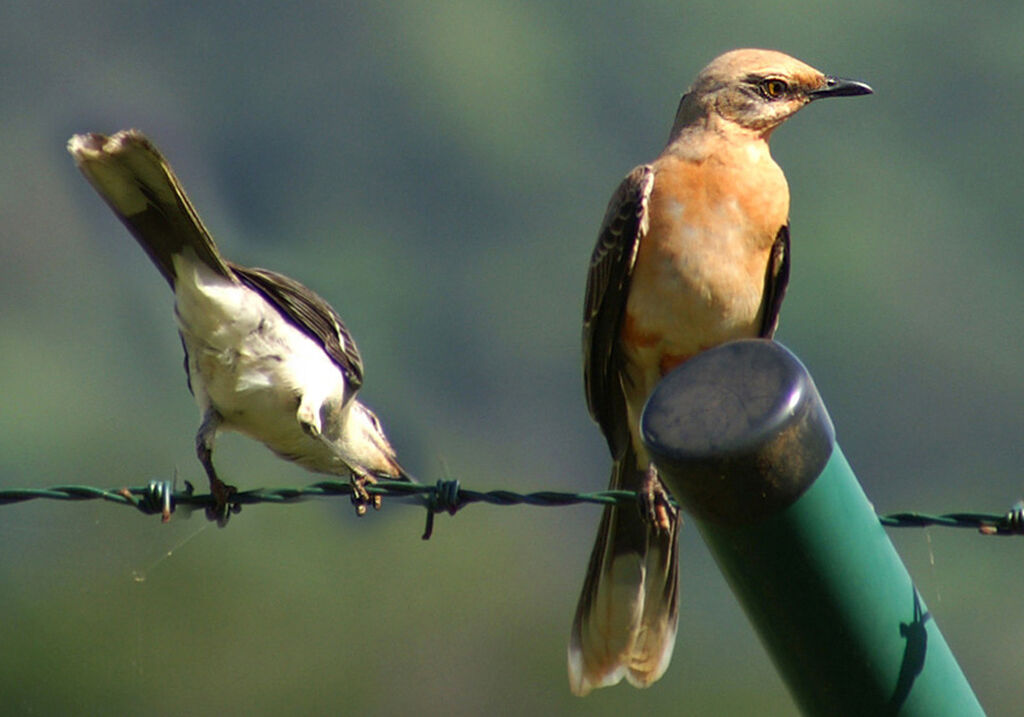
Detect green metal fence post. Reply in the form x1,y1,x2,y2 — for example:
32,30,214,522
641,339,984,716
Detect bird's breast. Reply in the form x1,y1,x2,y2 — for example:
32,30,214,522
622,153,788,382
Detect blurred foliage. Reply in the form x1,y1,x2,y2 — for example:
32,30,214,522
2,1,1023,714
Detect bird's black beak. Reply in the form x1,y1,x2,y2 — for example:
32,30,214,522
809,76,873,100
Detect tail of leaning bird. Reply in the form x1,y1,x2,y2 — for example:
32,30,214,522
568,446,680,695
67,130,233,285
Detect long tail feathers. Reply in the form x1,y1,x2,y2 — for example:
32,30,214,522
568,455,680,695
68,130,232,285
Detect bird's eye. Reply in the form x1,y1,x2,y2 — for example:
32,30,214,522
761,79,789,99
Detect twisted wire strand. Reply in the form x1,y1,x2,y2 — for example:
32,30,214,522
2,481,1022,540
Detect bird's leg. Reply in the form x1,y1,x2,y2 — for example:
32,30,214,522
195,409,237,526
640,463,676,533
350,470,382,516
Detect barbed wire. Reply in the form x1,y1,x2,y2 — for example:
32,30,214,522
3,480,1023,540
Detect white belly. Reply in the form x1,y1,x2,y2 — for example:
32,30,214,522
172,253,353,474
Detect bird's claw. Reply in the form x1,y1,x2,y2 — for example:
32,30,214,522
206,480,240,527
641,465,676,534
350,472,382,516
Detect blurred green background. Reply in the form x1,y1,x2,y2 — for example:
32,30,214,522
2,2,1023,714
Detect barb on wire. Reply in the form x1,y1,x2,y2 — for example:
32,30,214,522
2,481,1022,540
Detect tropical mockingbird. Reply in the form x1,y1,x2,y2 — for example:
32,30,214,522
69,130,412,524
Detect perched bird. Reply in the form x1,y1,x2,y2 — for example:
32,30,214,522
69,130,412,524
570,49,872,694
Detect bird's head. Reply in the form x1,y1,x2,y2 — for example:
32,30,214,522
673,49,872,138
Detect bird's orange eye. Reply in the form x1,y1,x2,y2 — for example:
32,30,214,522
761,79,788,99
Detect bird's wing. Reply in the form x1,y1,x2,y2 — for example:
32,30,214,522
582,165,655,458
232,264,365,389
758,223,791,338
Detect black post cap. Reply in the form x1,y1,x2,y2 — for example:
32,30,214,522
641,339,835,525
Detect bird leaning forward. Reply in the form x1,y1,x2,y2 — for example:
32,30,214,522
570,49,872,695
68,130,413,525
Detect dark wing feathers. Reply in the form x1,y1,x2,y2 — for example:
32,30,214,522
758,224,790,338
582,165,654,459
232,264,365,388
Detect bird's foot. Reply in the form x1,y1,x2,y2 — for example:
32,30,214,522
350,472,382,516
205,478,240,527
640,464,676,533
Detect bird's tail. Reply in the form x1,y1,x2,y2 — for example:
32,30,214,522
68,130,233,285
568,447,680,695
